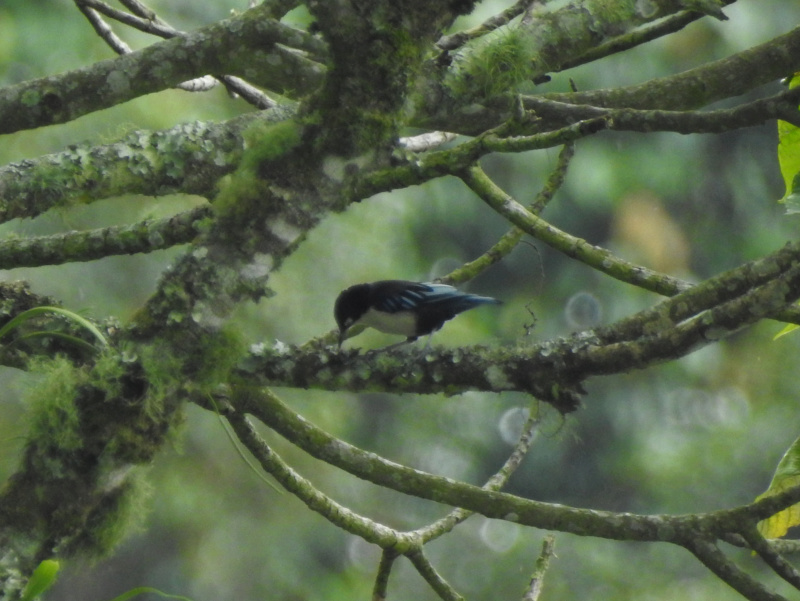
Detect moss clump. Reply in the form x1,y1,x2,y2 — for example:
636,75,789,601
17,355,158,560
61,467,153,559
138,325,244,395
241,119,303,167
191,326,247,392
213,119,303,222
25,357,87,466
447,27,536,101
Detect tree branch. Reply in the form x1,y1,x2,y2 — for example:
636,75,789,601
738,526,800,591
557,8,716,71
223,407,408,548
0,206,209,270
436,0,536,51
524,86,800,132
462,163,800,327
74,0,277,108
412,408,541,544
406,550,463,601
687,539,790,601
439,141,574,286
349,117,607,204
239,235,800,412
541,23,800,111
522,535,556,601
372,549,399,601
228,386,800,543
0,111,281,221
0,4,324,135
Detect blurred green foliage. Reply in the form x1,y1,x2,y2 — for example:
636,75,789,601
1,1,800,600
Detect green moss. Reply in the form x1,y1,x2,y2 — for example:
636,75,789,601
242,119,303,166
136,344,183,419
20,89,40,107
137,326,245,402
88,349,128,397
370,27,420,76
212,169,263,221
447,26,536,101
193,326,247,391
81,348,183,465
63,468,152,559
25,357,86,462
15,350,182,561
213,119,303,221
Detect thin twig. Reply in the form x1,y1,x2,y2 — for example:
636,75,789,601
414,407,541,544
529,141,573,214
558,11,706,72
687,539,790,601
76,0,174,38
522,535,556,601
73,0,276,107
406,550,464,601
224,409,405,547
739,526,800,591
398,131,458,152
118,0,158,20
440,141,574,286
437,0,541,51
76,3,132,54
372,549,399,601
721,533,800,555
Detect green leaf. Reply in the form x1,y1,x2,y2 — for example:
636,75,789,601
756,435,800,538
0,306,108,349
20,559,60,601
784,172,800,214
107,586,194,601
207,395,283,494
778,74,800,205
774,322,799,340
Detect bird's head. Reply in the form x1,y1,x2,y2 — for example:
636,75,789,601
334,283,371,348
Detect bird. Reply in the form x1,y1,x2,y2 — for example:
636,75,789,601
334,280,501,349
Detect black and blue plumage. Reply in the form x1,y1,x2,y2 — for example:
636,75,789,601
334,280,501,348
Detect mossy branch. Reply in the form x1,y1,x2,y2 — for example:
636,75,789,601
232,384,800,546
0,206,210,270
223,407,408,548
439,141,574,286
0,111,288,222
525,86,800,132
349,117,606,204
239,237,800,412
220,387,538,601
541,23,800,111
0,5,324,135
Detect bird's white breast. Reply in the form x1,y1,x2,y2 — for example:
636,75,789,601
357,308,417,337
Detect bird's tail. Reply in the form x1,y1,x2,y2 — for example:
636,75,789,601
441,293,502,313
463,293,502,306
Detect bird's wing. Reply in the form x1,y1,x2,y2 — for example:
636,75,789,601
372,282,458,313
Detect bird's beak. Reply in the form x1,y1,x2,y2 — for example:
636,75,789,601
337,329,346,349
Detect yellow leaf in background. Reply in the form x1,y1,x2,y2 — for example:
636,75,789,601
757,435,800,538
